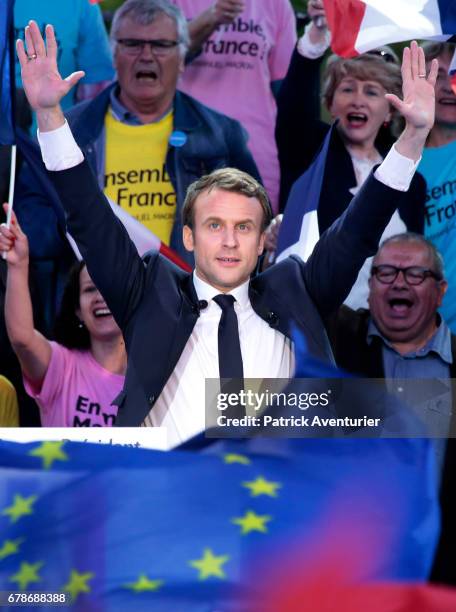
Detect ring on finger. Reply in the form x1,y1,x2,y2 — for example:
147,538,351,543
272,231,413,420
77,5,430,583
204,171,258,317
27,53,38,61
418,73,426,78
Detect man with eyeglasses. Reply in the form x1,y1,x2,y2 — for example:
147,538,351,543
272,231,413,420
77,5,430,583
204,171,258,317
327,232,456,585
328,233,453,467
14,0,260,327
10,23,440,444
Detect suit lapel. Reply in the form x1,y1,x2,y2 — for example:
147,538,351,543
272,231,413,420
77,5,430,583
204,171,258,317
249,284,291,339
166,274,201,373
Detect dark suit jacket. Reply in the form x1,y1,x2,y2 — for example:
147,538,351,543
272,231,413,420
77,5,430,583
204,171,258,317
47,155,412,427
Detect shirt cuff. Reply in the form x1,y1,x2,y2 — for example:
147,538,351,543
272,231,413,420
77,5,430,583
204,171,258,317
37,120,84,171
374,144,420,192
297,23,331,59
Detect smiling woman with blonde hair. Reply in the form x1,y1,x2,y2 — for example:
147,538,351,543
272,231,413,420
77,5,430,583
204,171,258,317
274,0,427,309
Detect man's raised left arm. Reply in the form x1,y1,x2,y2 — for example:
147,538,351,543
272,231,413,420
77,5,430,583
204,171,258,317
303,41,438,316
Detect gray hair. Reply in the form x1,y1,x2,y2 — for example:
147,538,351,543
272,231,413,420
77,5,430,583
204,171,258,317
374,232,445,280
110,0,189,58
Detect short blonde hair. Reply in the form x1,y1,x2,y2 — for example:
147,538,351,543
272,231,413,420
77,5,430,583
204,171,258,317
322,54,402,109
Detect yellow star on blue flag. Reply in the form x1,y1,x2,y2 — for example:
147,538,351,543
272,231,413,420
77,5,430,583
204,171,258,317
28,441,69,469
2,494,37,523
9,561,43,590
125,574,164,592
242,476,281,497
63,569,94,600
189,548,230,580
223,453,251,465
0,537,25,560
232,510,272,535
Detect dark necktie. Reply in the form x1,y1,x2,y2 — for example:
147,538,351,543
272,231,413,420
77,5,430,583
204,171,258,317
213,294,245,418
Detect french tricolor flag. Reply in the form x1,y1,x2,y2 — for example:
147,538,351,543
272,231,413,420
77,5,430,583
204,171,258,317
325,0,456,92
325,0,456,57
276,127,333,263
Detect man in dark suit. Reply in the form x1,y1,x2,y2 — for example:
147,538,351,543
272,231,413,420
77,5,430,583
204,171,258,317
6,22,438,442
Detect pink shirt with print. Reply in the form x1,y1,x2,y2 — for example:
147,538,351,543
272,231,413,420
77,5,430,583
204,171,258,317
173,0,296,213
24,342,124,427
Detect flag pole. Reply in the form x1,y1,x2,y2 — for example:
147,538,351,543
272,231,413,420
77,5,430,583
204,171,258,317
6,143,16,228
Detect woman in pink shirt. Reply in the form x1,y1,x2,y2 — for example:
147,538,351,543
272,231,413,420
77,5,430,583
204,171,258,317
0,206,126,427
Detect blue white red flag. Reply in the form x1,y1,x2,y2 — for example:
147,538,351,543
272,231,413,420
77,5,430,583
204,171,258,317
276,126,333,263
324,0,456,57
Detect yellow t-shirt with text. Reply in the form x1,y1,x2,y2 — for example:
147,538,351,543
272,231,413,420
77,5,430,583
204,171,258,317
0,376,19,427
104,111,176,245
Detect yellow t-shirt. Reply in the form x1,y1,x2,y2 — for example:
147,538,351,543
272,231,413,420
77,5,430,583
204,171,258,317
0,375,19,427
104,111,177,245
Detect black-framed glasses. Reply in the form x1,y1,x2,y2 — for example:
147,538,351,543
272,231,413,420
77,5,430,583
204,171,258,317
371,265,442,285
116,38,180,56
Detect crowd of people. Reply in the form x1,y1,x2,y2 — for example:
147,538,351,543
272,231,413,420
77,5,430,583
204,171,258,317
0,0,455,586
1,0,456,546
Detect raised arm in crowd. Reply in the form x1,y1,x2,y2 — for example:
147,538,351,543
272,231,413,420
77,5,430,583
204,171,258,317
6,17,437,442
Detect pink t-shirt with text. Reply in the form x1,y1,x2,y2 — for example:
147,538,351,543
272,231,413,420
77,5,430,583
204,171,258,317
24,342,124,427
173,0,296,213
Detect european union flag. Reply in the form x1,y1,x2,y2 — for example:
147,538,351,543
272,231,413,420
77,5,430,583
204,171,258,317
0,433,439,611
0,0,15,145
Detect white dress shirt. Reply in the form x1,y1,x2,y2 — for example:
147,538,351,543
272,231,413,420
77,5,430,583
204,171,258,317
142,274,294,446
37,121,419,447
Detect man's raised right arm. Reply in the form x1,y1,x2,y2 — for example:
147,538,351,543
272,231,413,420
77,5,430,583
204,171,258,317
17,21,148,328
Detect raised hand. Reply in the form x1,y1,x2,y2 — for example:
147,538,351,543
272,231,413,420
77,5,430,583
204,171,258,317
16,21,84,112
385,40,438,132
307,0,327,29
211,0,245,26
0,205,29,267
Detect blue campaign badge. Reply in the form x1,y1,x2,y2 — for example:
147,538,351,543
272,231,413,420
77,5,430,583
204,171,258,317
169,131,187,147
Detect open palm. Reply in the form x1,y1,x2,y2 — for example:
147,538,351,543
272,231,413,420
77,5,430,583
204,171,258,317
385,41,438,132
16,21,84,111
